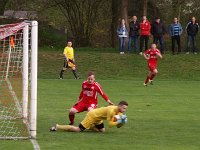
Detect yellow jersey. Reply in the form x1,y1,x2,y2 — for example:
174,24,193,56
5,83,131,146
63,46,74,60
85,106,122,127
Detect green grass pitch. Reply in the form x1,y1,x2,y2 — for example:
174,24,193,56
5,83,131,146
1,50,200,150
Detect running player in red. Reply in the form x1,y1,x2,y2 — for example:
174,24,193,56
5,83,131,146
143,43,162,86
68,71,114,125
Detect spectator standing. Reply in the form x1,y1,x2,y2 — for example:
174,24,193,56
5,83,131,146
117,19,128,54
139,16,151,55
128,16,140,54
185,16,199,54
151,17,166,54
169,17,183,55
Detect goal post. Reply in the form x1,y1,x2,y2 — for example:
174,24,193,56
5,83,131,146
30,21,38,139
0,21,38,139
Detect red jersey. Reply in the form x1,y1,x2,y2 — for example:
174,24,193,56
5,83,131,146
140,20,151,36
78,81,109,105
144,49,160,64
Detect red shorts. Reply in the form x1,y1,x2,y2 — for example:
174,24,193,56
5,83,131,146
148,62,157,72
72,100,97,112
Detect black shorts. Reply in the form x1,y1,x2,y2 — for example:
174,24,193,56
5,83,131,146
79,123,86,131
95,123,104,130
78,123,104,131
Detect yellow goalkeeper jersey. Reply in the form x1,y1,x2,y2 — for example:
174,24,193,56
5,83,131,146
63,46,74,60
86,106,122,127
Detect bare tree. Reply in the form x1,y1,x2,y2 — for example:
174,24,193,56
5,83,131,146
172,0,187,20
143,0,148,16
121,0,128,26
111,0,120,47
53,0,105,47
0,0,9,16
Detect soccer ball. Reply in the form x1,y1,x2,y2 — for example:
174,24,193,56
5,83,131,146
113,114,122,122
114,114,128,128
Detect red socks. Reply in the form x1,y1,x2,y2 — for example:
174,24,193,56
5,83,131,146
69,114,75,125
150,74,155,80
144,76,150,84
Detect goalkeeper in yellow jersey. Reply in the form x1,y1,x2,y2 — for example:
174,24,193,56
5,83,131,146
59,40,79,79
50,101,128,132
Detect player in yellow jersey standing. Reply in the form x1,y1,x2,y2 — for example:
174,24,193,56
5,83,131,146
59,41,79,79
50,101,128,132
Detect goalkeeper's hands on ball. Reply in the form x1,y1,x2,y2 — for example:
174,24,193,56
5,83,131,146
115,114,128,128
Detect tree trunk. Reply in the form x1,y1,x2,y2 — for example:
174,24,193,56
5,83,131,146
121,0,128,27
0,0,8,16
111,0,119,48
143,0,147,16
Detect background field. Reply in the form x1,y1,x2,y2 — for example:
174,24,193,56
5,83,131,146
1,49,200,150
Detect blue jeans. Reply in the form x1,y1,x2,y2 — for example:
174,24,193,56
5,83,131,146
187,35,197,53
153,36,164,54
128,35,139,53
119,37,126,52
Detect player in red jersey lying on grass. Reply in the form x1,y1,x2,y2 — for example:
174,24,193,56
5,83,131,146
143,43,163,86
68,71,114,125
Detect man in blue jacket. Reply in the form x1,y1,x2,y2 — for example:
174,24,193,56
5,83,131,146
169,17,183,55
185,16,199,54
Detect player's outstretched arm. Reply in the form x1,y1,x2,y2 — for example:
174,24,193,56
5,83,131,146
107,99,114,105
143,52,149,60
157,53,163,59
108,119,118,128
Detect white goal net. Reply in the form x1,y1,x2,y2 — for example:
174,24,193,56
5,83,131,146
0,21,38,139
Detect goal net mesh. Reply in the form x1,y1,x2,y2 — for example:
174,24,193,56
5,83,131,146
0,22,31,139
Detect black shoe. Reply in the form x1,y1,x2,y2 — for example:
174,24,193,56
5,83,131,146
49,124,57,132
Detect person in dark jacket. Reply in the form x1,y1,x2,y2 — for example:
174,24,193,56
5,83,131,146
128,16,140,53
169,17,183,55
151,17,166,54
185,16,199,54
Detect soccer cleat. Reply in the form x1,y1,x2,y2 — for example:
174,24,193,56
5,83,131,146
49,124,57,132
59,77,63,79
149,80,153,85
139,52,143,55
143,83,147,86
120,52,124,54
194,52,197,55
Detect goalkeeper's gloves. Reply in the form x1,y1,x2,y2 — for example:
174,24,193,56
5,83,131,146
121,114,127,124
117,118,123,124
116,114,127,124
